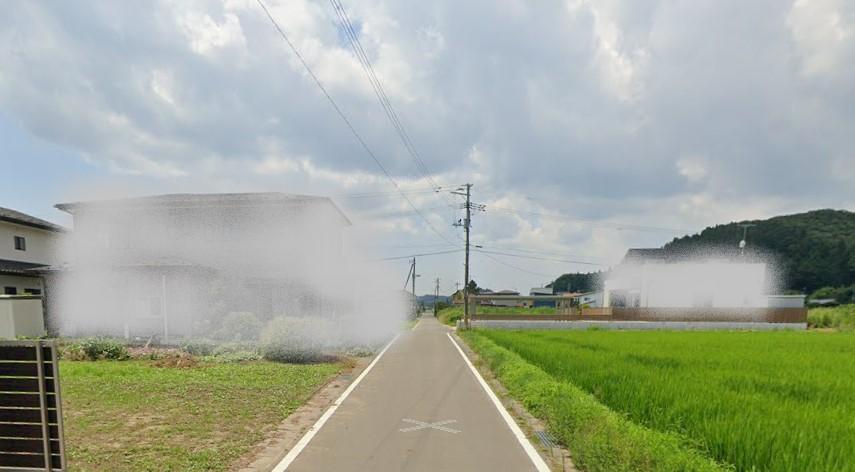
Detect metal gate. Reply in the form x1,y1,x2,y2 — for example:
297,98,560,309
0,340,66,471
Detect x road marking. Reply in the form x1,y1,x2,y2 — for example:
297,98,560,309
399,418,460,434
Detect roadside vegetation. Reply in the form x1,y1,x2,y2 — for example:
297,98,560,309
53,311,376,470
60,359,340,471
437,305,557,325
808,304,855,330
465,329,855,472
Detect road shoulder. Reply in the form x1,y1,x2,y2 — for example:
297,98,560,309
236,356,372,472
450,330,578,472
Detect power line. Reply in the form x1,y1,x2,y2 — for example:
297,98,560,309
329,0,450,196
475,251,556,278
489,206,692,234
473,249,604,266
255,0,460,248
377,249,463,261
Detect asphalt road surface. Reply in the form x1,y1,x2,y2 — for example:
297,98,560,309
282,315,546,471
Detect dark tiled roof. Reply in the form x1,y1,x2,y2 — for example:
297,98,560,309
55,192,351,225
0,207,65,232
0,258,47,276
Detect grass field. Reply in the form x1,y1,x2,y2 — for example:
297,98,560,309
469,329,855,472
60,360,340,471
436,305,556,325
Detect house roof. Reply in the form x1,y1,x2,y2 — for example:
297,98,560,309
0,207,66,232
622,248,667,264
0,258,47,277
529,287,554,295
55,192,352,225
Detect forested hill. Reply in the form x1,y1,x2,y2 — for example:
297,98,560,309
663,209,855,292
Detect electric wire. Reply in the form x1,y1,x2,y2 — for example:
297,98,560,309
256,0,460,248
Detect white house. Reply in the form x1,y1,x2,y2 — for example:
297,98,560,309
0,207,65,338
0,207,64,295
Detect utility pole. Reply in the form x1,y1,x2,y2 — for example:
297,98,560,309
452,183,484,329
411,257,417,317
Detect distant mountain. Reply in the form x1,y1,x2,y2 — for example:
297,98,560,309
550,209,855,294
417,295,451,305
663,209,855,292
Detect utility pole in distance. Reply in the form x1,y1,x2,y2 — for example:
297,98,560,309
434,277,440,317
411,257,418,317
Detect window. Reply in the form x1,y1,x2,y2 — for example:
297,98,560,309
14,236,26,251
3,287,17,295
23,288,42,296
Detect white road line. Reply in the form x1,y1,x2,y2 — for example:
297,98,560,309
272,333,401,472
412,319,422,330
446,332,551,472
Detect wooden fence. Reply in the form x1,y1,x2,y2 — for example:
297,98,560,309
0,340,66,471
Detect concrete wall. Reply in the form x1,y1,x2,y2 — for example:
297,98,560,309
465,320,807,331
0,221,59,265
0,297,46,338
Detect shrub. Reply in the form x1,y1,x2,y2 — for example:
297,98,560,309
62,338,129,361
260,316,334,363
808,305,855,330
181,338,217,356
212,312,262,342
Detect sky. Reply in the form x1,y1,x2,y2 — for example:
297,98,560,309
1,0,853,294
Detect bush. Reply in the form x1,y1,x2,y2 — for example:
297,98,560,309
62,338,129,361
181,338,217,356
808,305,855,330
260,316,335,363
212,312,262,342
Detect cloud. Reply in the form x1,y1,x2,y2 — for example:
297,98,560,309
1,0,854,289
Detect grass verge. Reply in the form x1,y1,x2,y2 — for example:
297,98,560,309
459,330,728,472
61,359,340,471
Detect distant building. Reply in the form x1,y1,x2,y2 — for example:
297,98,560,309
575,291,603,308
528,287,554,307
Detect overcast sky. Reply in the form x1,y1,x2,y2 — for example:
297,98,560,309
1,0,853,293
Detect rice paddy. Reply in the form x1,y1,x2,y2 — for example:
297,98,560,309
475,329,855,472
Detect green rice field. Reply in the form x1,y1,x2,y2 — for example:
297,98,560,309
475,329,855,472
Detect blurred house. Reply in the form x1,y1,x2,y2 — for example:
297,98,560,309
604,248,795,309
45,193,350,341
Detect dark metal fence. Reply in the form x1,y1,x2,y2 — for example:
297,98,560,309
0,341,66,471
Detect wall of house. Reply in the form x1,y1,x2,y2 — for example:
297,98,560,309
0,221,59,265
0,275,44,296
0,297,45,339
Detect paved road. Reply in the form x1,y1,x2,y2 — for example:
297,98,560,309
284,315,543,471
